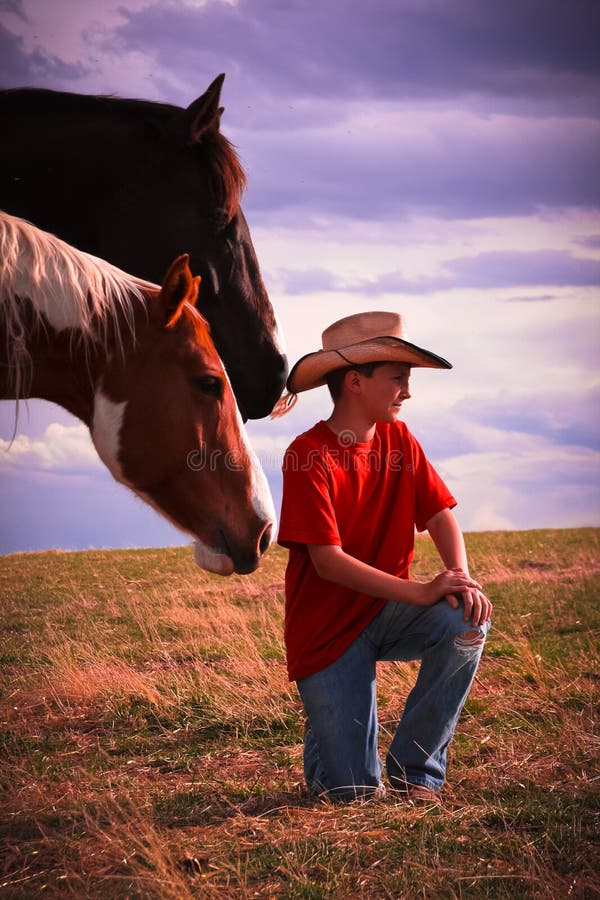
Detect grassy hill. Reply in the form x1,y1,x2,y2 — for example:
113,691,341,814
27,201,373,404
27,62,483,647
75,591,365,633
1,529,598,898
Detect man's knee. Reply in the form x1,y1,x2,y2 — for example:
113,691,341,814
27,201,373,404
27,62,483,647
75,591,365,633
453,626,487,659
433,603,490,650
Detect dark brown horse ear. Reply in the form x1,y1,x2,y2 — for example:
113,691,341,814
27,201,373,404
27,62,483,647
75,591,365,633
184,73,226,143
158,254,201,328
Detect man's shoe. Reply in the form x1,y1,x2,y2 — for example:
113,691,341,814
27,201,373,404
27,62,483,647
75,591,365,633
391,783,442,805
406,783,441,804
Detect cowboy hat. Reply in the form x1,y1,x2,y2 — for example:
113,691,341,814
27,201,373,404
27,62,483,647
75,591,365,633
286,310,451,395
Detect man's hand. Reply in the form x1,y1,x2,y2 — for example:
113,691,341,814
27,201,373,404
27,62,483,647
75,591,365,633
419,571,492,626
446,585,492,626
424,509,492,626
418,569,482,608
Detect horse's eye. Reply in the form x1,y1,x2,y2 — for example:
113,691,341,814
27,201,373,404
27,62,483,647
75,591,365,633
191,376,223,399
209,209,230,233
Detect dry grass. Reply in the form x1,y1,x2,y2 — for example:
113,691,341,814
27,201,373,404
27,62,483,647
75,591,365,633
1,529,599,898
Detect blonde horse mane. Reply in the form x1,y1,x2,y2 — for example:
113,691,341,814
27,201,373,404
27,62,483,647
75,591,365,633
0,211,158,400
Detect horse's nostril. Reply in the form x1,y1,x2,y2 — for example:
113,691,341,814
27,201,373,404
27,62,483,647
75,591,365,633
259,523,273,556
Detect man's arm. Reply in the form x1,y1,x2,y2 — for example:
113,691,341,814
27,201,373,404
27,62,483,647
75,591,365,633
307,544,481,608
426,507,492,626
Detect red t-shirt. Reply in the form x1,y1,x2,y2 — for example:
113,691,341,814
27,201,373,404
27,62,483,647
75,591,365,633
278,420,456,681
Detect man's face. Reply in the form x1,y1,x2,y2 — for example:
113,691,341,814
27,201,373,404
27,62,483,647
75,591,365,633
357,362,412,423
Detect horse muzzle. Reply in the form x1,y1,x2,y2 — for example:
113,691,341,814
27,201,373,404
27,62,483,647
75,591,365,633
193,521,273,576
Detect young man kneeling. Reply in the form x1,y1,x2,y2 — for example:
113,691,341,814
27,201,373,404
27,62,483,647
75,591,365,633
277,311,492,802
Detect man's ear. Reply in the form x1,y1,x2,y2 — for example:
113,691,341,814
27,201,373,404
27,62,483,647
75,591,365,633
345,368,362,394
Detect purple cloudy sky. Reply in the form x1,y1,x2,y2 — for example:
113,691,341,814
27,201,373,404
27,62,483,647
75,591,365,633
1,0,599,553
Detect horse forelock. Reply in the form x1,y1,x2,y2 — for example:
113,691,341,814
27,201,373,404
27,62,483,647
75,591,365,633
0,211,157,398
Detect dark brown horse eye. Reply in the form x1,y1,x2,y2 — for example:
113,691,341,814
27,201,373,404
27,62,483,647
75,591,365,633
192,375,223,399
209,209,230,232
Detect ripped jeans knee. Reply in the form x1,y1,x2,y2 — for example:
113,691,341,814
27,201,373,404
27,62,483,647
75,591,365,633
453,618,490,659
454,627,486,658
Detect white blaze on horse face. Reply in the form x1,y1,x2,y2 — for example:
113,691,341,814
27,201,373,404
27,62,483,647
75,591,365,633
91,390,128,483
234,401,277,536
218,364,276,535
249,439,277,536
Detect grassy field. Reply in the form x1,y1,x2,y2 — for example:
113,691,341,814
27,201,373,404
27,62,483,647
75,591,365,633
0,528,599,898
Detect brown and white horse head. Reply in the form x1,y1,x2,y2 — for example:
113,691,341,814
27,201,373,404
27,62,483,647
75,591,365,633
1,213,275,574
91,254,275,575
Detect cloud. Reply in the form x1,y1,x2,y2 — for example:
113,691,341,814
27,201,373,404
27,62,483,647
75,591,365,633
4,0,598,122
441,448,600,531
0,422,100,473
272,249,600,296
0,465,185,553
0,22,89,87
243,428,291,474
504,294,557,303
0,0,27,23
443,251,600,289
440,431,600,531
274,268,339,296
409,250,600,292
573,234,600,250
452,389,600,452
0,23,31,85
0,412,197,553
240,111,600,224
111,0,600,114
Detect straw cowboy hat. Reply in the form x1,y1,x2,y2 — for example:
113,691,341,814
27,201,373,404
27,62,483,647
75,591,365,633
271,311,451,416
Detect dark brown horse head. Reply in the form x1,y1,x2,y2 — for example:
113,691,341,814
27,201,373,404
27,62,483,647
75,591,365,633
0,75,288,419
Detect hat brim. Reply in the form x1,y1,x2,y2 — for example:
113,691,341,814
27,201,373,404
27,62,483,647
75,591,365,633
287,336,452,394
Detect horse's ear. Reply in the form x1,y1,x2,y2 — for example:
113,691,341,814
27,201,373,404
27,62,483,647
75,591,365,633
158,254,201,328
183,73,226,144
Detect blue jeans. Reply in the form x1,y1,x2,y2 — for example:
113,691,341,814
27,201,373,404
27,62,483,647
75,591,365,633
297,599,490,801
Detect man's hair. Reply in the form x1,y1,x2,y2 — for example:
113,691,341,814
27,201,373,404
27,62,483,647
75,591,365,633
325,362,382,401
